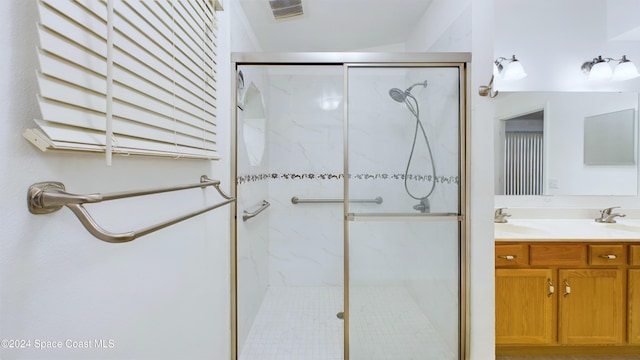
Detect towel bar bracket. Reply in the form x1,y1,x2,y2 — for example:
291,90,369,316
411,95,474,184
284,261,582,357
28,181,67,214
28,181,104,213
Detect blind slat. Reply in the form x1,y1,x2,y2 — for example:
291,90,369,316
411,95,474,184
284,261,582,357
111,101,217,140
37,73,107,113
112,45,216,111
39,97,107,131
38,29,107,75
111,84,215,131
38,1,107,49
28,121,218,159
38,50,107,95
112,30,212,102
39,98,216,150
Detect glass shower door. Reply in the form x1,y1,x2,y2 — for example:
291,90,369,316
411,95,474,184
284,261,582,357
345,65,465,360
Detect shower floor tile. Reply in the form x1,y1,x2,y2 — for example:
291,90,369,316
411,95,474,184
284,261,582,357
239,286,454,360
349,286,455,360
239,286,344,360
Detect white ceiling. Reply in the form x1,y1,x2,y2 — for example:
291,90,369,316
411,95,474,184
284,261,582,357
236,0,435,51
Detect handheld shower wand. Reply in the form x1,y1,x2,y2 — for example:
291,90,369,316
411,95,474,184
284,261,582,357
388,80,436,213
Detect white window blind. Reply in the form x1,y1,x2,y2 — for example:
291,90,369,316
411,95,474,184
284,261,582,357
24,0,223,162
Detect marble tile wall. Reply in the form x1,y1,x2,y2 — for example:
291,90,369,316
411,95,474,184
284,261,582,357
347,66,461,214
236,65,462,351
266,68,345,287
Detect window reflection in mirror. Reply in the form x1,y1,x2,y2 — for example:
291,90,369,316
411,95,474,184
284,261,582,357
498,111,544,195
494,92,639,196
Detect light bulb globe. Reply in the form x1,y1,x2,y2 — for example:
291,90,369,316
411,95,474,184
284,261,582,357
502,60,527,80
612,60,640,81
588,61,613,80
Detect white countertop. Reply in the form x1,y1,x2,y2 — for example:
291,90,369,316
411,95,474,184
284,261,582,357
495,219,640,241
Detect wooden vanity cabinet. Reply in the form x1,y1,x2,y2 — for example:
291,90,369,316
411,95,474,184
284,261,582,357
558,244,626,344
495,268,555,344
496,241,640,354
558,268,624,344
630,245,640,345
630,269,640,345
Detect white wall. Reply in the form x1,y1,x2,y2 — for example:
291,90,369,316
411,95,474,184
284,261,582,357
1,1,233,359
470,0,497,359
406,0,471,52
607,0,640,40
494,0,640,93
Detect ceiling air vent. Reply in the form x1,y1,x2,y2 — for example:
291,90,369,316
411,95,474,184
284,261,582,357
269,0,303,20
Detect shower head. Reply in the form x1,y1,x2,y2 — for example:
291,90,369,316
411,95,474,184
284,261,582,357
388,80,428,103
389,88,407,103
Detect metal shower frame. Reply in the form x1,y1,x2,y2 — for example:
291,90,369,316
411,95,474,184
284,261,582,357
230,52,471,360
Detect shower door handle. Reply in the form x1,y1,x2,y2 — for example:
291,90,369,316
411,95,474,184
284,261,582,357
292,196,383,204
347,212,463,222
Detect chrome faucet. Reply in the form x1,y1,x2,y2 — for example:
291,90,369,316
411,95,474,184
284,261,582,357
494,208,511,223
595,206,626,223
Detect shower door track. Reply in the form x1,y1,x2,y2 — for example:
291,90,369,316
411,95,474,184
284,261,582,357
230,52,471,360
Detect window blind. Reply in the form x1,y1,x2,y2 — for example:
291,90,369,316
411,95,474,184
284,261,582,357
504,132,543,195
24,0,223,162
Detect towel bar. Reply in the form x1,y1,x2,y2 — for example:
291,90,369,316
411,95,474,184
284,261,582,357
27,175,235,243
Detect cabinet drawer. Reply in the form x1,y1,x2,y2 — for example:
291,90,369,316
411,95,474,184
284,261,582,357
496,244,528,266
589,245,625,265
631,245,640,266
530,244,587,266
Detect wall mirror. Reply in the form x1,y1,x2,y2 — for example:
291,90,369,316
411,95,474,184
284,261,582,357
494,92,639,196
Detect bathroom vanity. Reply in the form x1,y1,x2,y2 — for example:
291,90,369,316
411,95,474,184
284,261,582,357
495,220,640,355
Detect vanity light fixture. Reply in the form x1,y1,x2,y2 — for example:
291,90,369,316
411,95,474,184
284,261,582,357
478,75,498,98
494,55,527,80
581,55,640,81
479,55,527,98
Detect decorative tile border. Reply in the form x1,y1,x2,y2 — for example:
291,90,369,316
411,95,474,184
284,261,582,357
237,172,459,185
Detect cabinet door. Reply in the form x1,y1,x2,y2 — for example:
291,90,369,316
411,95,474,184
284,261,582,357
496,269,555,344
558,269,624,344
630,269,640,345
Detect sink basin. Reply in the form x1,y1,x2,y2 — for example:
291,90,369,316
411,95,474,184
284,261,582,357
495,223,549,235
597,221,640,234
495,219,640,240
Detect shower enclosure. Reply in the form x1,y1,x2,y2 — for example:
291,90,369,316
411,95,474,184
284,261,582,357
231,53,469,360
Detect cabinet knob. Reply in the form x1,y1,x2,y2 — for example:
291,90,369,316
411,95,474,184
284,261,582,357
598,254,617,260
497,255,517,260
